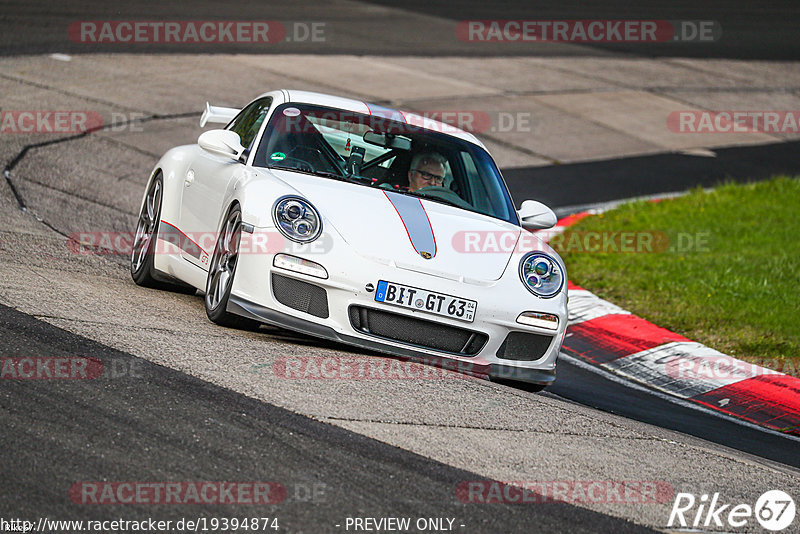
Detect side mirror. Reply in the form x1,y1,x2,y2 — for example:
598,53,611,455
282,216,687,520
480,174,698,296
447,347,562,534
518,200,557,230
198,129,245,160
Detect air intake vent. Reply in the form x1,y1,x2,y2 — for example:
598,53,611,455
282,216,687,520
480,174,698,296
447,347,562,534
495,332,554,361
349,305,487,356
271,273,329,318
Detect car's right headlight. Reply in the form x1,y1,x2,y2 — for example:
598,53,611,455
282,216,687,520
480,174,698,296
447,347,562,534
272,196,322,243
519,252,564,298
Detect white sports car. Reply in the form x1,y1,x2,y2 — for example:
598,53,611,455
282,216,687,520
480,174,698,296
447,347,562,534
131,89,568,388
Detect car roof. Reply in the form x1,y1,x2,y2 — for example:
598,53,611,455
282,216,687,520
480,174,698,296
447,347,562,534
265,89,487,149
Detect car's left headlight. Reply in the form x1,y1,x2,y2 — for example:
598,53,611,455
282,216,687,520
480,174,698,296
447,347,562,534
272,196,322,243
519,252,564,298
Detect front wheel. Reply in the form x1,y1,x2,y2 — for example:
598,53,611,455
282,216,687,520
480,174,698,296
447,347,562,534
494,379,547,393
205,205,261,329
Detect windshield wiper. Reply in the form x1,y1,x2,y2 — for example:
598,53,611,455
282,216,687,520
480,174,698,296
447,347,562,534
267,165,352,182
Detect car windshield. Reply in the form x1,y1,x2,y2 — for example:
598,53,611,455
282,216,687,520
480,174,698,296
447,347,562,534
253,103,518,225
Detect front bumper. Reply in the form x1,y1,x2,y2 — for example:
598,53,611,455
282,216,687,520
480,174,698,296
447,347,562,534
228,217,567,385
227,294,557,385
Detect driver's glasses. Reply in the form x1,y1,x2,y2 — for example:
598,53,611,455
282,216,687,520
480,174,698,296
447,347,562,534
413,169,444,184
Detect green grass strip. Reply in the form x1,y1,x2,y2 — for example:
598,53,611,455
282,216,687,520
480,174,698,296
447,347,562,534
558,176,800,374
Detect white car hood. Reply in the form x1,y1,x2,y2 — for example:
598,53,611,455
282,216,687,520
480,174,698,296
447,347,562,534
266,169,538,282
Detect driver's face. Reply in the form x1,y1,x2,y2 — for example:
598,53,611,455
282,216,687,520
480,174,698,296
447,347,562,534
408,162,446,192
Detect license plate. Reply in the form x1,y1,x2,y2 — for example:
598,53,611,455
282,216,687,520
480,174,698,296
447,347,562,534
374,280,477,323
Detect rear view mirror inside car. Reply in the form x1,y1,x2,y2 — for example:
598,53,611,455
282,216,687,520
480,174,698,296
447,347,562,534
363,131,411,151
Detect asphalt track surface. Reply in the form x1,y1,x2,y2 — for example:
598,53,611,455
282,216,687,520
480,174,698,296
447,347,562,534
361,0,800,60
1,303,652,532
2,1,800,532
503,140,800,211
1,112,799,531
3,0,800,59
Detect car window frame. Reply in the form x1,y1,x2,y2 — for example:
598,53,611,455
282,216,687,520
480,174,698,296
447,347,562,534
254,102,519,225
225,96,273,150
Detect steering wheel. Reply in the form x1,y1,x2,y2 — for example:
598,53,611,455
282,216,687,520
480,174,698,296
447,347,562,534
414,186,472,209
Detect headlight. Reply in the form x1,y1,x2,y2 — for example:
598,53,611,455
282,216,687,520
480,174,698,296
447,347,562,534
272,196,322,243
519,252,563,298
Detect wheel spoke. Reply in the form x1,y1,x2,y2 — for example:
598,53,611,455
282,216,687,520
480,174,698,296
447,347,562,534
222,222,233,252
145,181,161,224
208,269,222,308
230,229,241,256
146,193,155,222
131,243,144,271
132,221,147,248
133,233,151,266
223,213,241,253
215,269,229,305
151,182,161,223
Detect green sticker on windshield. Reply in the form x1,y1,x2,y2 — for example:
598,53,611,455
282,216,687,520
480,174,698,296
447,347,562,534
270,152,286,161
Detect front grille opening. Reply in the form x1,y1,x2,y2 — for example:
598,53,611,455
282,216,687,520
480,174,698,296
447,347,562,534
495,331,554,361
349,305,487,356
271,273,329,318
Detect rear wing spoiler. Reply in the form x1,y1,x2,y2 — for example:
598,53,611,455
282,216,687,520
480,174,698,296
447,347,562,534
200,102,239,127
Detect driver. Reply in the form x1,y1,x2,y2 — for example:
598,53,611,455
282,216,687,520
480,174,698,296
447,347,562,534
407,152,447,192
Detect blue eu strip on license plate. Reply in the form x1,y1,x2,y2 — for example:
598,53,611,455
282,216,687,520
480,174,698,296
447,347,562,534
375,280,389,302
373,280,476,322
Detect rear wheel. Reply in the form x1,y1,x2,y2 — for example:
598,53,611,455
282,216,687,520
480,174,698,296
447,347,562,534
130,175,164,287
205,205,261,329
130,173,196,293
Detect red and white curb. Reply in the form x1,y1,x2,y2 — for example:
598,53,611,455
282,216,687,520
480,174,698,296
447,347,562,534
545,212,800,437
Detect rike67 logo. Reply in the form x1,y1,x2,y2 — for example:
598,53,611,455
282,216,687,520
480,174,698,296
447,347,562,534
668,490,796,531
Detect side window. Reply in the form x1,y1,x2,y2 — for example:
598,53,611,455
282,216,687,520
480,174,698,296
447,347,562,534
226,97,273,149
460,151,490,213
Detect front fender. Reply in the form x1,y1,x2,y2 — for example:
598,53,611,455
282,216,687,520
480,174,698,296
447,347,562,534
140,145,196,228
234,170,304,229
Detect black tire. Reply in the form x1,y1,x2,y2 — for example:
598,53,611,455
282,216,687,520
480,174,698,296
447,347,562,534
130,174,165,288
204,205,261,329
130,173,196,294
495,379,547,393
